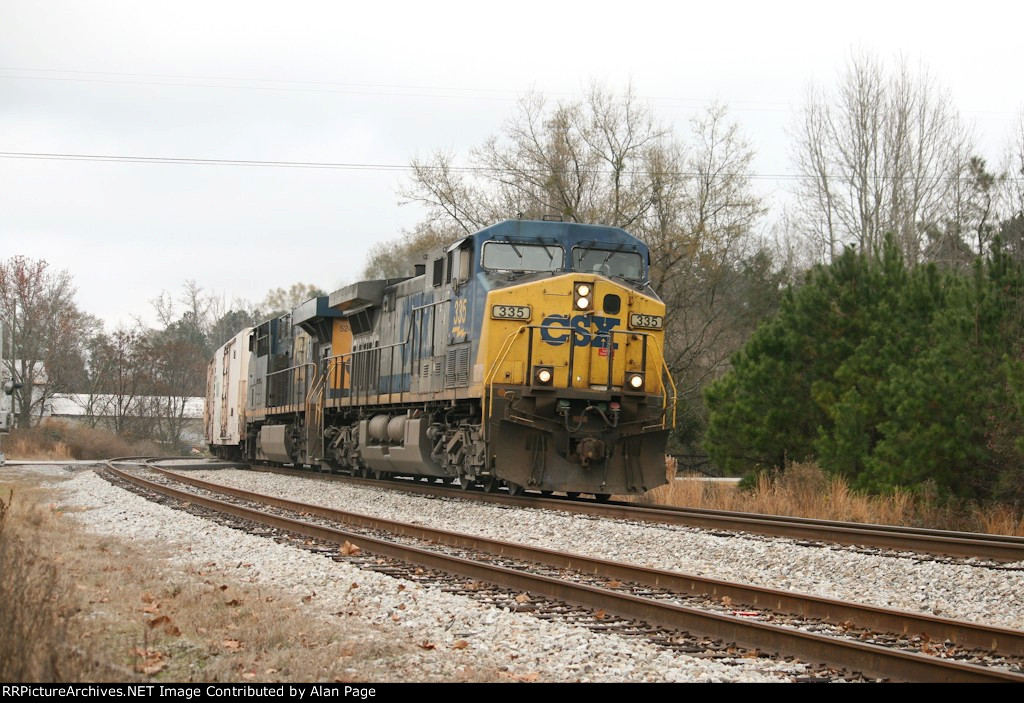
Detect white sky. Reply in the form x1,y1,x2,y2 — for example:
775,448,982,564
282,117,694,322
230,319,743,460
1,0,1021,328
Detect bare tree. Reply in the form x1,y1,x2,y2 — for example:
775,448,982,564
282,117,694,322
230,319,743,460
80,326,150,435
791,51,970,263
650,105,773,435
0,256,93,427
400,85,671,229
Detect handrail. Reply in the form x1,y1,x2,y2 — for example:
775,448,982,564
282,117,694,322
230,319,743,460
265,361,318,409
482,325,529,439
646,334,678,429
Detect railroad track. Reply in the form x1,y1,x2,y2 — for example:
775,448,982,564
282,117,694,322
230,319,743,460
223,462,1024,564
102,458,1024,683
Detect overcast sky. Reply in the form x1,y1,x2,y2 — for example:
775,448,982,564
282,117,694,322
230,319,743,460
1,0,1021,329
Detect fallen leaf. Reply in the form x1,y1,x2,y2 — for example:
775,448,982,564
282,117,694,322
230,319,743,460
134,648,166,676
451,640,469,650
225,599,242,607
594,609,606,620
397,584,405,591
141,661,166,675
391,613,401,622
222,639,242,650
397,603,406,611
514,594,530,604
606,580,622,588
349,583,359,590
147,615,171,629
341,541,361,556
721,596,732,606
419,641,436,650
219,585,228,591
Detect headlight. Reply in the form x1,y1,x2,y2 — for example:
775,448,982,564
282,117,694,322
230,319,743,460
627,373,645,390
574,282,593,311
533,366,554,386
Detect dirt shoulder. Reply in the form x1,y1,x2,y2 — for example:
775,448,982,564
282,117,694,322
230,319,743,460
0,467,504,683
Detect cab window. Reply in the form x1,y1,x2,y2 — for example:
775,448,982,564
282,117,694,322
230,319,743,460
572,247,643,280
482,242,564,272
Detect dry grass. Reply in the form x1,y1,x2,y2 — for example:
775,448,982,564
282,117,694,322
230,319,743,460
0,472,502,683
0,486,106,681
640,459,1024,537
4,420,160,461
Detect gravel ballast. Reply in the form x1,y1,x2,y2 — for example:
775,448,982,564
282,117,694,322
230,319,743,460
183,469,1024,630
54,469,813,683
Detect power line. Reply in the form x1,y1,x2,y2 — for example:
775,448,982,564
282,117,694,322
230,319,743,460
0,150,802,179
0,66,798,113
0,73,523,102
2,150,1020,183
1,66,1019,117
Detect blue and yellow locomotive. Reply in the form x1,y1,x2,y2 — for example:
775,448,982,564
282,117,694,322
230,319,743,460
206,219,676,497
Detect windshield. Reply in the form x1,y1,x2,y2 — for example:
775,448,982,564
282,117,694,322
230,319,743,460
482,242,564,272
573,247,644,280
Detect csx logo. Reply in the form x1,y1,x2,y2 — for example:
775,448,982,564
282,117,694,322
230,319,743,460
539,315,620,348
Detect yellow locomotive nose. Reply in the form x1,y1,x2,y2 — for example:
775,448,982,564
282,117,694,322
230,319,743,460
481,274,665,395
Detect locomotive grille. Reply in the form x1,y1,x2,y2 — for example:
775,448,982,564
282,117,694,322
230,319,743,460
445,345,470,388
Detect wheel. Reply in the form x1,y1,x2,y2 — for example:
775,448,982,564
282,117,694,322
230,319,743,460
540,490,553,497
565,491,581,499
482,477,499,493
458,475,474,490
595,493,612,503
372,470,389,481
506,481,525,497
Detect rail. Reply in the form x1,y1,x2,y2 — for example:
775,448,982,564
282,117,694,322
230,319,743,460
109,461,1024,683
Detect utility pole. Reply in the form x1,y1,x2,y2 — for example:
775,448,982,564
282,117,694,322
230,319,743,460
1,319,9,465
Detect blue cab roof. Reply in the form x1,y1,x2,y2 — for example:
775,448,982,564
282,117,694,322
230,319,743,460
466,220,649,257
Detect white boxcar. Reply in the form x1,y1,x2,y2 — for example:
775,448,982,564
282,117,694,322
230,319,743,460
205,327,252,458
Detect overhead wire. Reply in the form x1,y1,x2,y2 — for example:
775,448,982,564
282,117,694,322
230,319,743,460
2,150,1020,183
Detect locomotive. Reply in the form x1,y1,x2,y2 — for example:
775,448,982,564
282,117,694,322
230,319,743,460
205,219,676,497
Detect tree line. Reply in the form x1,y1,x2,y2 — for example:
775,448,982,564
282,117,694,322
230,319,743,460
0,261,323,450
